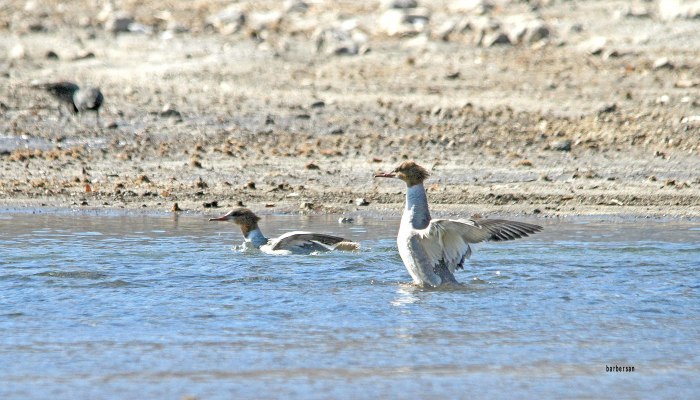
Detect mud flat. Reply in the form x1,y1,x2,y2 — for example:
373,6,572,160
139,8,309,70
1,0,698,218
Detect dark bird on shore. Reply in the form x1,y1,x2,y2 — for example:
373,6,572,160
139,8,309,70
32,81,104,125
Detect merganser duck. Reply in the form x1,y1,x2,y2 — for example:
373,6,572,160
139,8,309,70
209,208,360,254
375,161,542,287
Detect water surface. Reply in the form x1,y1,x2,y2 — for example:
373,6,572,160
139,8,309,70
1,211,698,399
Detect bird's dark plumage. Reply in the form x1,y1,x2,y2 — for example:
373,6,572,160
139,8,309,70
33,81,103,124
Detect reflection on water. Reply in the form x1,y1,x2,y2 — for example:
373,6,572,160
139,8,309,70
0,210,699,399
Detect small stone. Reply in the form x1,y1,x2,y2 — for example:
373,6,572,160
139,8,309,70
658,0,700,20
378,8,429,36
449,0,494,14
171,203,182,212
653,57,674,70
338,216,355,224
550,139,572,152
355,198,370,206
598,103,617,114
160,103,181,118
579,36,607,55
105,13,135,33
327,126,345,135
9,43,26,60
284,0,309,13
72,51,95,61
206,5,245,34
300,202,315,210
481,31,510,47
203,201,219,208
674,79,698,88
656,95,670,104
305,162,320,170
245,181,256,190
45,50,59,59
381,0,418,9
310,100,325,109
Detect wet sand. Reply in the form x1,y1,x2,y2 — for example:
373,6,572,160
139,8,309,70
1,0,699,218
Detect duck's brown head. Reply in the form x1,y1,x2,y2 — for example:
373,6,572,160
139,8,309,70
209,207,261,236
375,161,430,186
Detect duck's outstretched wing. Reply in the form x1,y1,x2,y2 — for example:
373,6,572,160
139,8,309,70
270,231,360,252
415,218,542,273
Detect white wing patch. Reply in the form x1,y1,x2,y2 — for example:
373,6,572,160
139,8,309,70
266,231,359,254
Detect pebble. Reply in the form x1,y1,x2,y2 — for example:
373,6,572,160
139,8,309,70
378,8,430,36
338,216,355,224
652,57,673,70
449,0,494,14
160,104,181,118
207,5,246,34
579,36,607,55
381,0,418,9
105,12,135,33
355,198,370,206
203,201,219,208
45,50,59,59
305,162,320,170
504,17,550,45
9,43,26,60
658,0,700,20
550,139,572,152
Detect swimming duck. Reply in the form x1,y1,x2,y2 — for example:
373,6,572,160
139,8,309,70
209,208,360,254
375,161,542,287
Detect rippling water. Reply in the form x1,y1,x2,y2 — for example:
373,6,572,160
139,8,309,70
1,210,698,399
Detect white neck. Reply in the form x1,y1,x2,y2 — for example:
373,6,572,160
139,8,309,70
402,183,431,230
244,227,269,248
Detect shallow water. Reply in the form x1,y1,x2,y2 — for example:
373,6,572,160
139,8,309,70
1,211,698,399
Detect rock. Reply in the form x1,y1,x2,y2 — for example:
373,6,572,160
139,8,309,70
675,79,698,88
203,201,219,208
658,0,700,20
449,0,494,14
680,115,700,126
598,103,617,114
160,104,181,118
9,43,26,60
505,18,550,45
305,162,320,170
328,126,345,135
381,0,419,9
550,139,572,152
481,31,510,47
207,4,245,34
105,12,135,33
45,50,59,59
355,198,370,206
378,8,430,36
300,202,315,210
314,25,369,56
653,57,674,70
248,11,283,34
284,0,309,13
579,36,607,55
338,216,354,224
171,203,182,212
310,100,325,109
656,94,670,104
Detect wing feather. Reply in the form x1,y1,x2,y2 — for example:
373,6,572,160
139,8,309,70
270,231,357,251
414,218,542,273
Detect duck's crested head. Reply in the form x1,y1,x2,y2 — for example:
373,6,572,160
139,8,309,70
375,160,429,186
209,207,261,226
